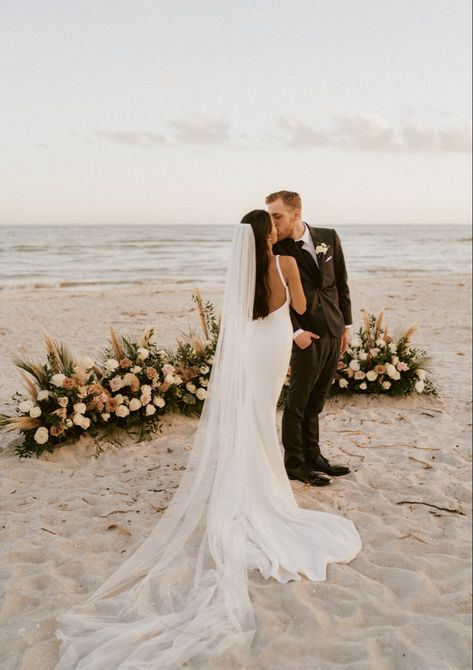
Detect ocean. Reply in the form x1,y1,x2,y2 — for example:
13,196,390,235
0,224,471,291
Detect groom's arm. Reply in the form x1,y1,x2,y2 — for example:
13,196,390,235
333,230,352,326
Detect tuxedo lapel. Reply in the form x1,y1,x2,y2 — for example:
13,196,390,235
308,226,326,283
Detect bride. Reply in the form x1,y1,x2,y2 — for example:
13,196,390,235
55,210,362,669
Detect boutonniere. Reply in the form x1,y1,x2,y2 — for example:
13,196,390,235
315,242,329,255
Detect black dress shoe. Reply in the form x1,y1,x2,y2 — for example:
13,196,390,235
309,457,351,477
286,467,332,486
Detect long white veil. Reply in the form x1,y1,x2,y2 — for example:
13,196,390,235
55,224,258,669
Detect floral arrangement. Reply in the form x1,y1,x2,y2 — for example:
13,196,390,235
333,309,437,396
0,291,218,458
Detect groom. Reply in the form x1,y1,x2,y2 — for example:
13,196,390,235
268,190,352,487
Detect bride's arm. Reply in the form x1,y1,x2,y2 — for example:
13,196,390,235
281,256,306,315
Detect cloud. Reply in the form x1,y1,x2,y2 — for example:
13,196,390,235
277,112,472,153
96,114,230,148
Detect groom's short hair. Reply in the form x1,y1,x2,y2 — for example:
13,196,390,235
265,190,301,211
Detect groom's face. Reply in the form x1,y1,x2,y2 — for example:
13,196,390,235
267,199,300,240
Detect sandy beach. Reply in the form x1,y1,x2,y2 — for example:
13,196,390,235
0,273,471,670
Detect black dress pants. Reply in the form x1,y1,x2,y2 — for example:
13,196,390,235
282,333,340,472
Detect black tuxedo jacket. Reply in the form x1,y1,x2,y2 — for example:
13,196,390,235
272,225,352,338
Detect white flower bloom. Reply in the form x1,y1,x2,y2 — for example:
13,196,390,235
141,384,152,395
72,413,84,426
207,356,215,364
137,348,149,361
366,370,378,382
162,363,175,375
153,395,166,408
369,348,380,358
73,402,87,415
415,380,425,393
388,343,397,353
116,404,130,418
349,359,360,371
29,406,41,418
114,394,124,405
375,338,386,348
359,352,368,361
354,370,366,380
131,366,142,373
140,393,151,406
385,364,397,379
19,400,34,413
199,365,210,375
65,419,73,428
199,377,208,387
338,379,349,388
34,426,49,444
351,337,362,348
101,413,110,422
51,373,66,387
81,417,91,430
129,398,142,411
315,243,329,254
145,404,156,416
417,369,426,380
105,359,119,372
391,355,399,365
173,375,183,385
196,388,207,400
83,356,95,369
359,382,367,390
37,390,50,401
164,374,175,385
186,382,197,394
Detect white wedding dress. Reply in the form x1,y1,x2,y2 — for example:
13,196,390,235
55,228,361,669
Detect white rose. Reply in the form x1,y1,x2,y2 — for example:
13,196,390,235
141,384,152,395
186,382,197,394
369,348,380,357
137,348,149,361
72,413,84,426
105,359,119,372
81,416,91,430
37,390,50,401
199,365,210,375
162,363,175,375
349,360,360,371
29,406,41,418
131,366,142,373
385,364,397,379
354,370,366,380
417,369,426,380
392,370,401,381
19,400,34,413
51,373,66,387
145,404,156,416
173,375,183,385
375,338,386,348
65,419,73,428
382,381,391,390
83,356,95,369
140,393,151,406
129,398,142,411
101,413,110,422
415,380,425,393
73,402,87,415
391,356,399,365
366,370,378,382
359,382,367,390
199,377,208,387
196,388,207,400
164,374,175,385
116,404,130,418
153,395,166,408
34,426,49,444
338,379,349,388
359,352,368,361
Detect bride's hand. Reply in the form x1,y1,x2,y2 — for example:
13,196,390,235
294,331,320,349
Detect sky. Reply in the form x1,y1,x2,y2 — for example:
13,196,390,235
0,0,471,226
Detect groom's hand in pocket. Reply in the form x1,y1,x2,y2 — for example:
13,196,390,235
294,331,320,349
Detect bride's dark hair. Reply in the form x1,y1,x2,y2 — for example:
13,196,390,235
240,210,272,319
